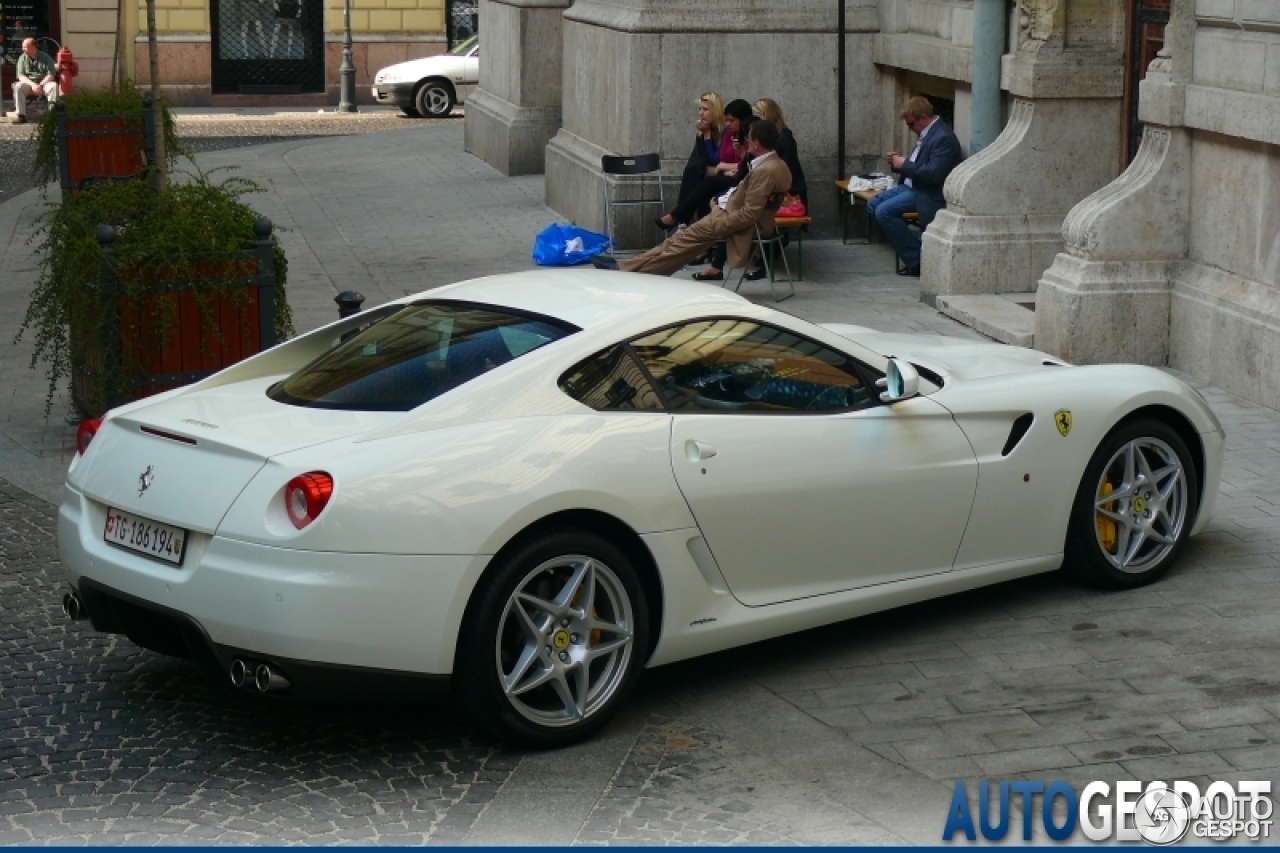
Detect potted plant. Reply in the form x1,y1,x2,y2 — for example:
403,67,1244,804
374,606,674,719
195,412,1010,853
18,164,294,418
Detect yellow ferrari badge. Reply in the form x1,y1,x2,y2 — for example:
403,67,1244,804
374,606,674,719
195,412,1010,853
1055,410,1072,437
553,630,570,650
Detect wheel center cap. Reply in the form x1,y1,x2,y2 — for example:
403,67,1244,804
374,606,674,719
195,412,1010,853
1134,496,1147,513
552,629,570,651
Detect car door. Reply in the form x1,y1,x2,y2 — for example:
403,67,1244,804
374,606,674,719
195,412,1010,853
457,44,479,102
630,318,979,607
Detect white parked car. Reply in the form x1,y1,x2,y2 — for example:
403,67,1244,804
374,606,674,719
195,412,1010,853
372,35,477,118
58,272,1223,746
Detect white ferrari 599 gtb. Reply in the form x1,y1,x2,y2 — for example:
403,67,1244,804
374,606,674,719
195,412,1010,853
58,272,1224,745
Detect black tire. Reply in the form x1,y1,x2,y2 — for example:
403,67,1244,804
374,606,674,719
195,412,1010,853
454,529,649,747
1064,417,1199,589
414,81,455,118
400,106,421,118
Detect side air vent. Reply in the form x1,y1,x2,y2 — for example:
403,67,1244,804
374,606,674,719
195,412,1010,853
1002,413,1035,456
1042,360,1066,367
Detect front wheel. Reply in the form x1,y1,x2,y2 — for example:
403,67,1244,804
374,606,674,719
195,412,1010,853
1064,418,1199,589
455,530,649,747
415,82,455,118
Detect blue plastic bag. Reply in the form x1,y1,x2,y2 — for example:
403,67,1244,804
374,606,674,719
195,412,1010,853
531,223,611,266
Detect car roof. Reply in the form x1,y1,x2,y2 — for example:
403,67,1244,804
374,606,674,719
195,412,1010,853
417,270,758,332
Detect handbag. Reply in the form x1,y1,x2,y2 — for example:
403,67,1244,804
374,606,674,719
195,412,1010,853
776,193,806,218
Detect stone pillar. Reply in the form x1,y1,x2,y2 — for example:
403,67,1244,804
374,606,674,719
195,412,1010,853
544,0,882,249
920,0,1126,305
463,0,570,176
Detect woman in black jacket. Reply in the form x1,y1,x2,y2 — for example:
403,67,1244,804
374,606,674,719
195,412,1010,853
673,92,725,215
753,98,806,203
657,98,754,230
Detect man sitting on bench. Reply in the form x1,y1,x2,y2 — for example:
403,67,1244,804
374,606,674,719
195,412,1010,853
869,96,963,277
11,38,59,125
592,119,792,278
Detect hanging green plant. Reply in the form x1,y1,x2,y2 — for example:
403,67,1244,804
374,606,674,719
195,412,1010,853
32,80,184,191
16,164,293,417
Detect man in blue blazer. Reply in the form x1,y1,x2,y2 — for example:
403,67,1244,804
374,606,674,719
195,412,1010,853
869,97,964,277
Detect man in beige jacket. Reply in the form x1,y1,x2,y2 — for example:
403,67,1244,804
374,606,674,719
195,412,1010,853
593,120,792,277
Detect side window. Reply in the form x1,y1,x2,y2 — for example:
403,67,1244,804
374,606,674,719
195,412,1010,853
630,319,874,413
560,346,666,412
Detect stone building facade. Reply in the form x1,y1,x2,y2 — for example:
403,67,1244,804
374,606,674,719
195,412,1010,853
18,0,463,104
467,0,1278,411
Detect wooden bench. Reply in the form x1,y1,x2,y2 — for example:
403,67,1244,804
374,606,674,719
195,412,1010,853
771,216,811,280
837,180,888,244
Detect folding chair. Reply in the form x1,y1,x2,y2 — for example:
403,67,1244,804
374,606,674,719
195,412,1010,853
726,193,794,302
601,153,665,254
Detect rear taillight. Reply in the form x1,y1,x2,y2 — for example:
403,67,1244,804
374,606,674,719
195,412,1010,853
76,418,102,455
284,472,334,529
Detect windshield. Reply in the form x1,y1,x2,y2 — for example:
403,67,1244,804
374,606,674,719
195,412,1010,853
448,36,477,56
268,301,576,411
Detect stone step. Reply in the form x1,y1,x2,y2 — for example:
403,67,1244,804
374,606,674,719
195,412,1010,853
936,293,1037,348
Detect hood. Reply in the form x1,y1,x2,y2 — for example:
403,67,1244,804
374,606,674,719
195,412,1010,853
821,324,1069,382
375,53,464,84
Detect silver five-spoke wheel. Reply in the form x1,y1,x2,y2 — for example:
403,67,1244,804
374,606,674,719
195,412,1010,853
1067,418,1199,589
1093,437,1188,573
497,555,635,726
456,529,649,746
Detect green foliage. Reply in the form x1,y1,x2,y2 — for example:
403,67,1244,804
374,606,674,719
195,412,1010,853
17,164,294,416
32,81,183,190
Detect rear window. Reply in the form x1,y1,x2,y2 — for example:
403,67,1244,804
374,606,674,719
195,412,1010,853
268,301,577,411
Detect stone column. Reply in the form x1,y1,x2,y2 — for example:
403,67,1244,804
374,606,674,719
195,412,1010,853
463,0,570,176
544,0,881,249
920,0,1126,305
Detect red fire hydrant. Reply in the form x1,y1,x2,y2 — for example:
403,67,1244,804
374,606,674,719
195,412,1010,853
56,46,79,97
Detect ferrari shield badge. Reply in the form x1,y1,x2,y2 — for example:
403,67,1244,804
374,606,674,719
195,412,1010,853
1055,410,1072,437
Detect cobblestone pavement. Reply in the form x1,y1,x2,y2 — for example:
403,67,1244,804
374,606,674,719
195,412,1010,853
0,107,449,201
1,124,1278,844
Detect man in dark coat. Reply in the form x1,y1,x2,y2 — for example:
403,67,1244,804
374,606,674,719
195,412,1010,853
869,96,964,277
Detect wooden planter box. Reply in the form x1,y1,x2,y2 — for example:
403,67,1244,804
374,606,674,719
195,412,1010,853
54,98,157,198
71,218,279,418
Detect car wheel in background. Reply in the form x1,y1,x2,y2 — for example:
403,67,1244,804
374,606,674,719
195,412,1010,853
400,106,421,118
1065,418,1199,589
455,530,649,747
415,82,455,118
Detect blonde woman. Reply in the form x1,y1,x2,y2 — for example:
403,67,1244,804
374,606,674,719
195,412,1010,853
656,93,737,230
753,98,806,201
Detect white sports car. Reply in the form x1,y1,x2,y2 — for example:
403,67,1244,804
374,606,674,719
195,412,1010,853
372,35,477,118
58,272,1224,746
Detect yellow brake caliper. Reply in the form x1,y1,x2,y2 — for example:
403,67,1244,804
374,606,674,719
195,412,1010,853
1096,480,1117,552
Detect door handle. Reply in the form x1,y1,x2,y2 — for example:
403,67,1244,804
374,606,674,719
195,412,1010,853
684,440,717,462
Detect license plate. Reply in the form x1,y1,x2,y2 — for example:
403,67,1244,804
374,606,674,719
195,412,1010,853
104,508,187,566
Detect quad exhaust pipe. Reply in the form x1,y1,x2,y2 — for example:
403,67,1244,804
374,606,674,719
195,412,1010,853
61,591,85,621
229,658,291,693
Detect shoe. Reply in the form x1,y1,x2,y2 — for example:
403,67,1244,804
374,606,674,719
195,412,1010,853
691,269,723,282
897,265,920,277
654,215,676,230
11,115,28,125
743,266,768,281
591,254,619,270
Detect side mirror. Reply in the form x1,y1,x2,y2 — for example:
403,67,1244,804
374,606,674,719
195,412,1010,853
877,358,920,403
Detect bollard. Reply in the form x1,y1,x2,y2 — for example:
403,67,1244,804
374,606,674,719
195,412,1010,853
335,290,365,318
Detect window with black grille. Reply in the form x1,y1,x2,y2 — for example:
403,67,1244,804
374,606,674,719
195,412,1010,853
447,0,477,49
210,0,324,95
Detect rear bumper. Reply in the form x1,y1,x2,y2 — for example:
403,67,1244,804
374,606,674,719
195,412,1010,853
58,485,490,682
372,82,415,109
75,578,449,701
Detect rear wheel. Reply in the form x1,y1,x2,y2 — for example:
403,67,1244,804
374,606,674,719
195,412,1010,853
415,81,454,118
1065,418,1198,589
455,530,648,747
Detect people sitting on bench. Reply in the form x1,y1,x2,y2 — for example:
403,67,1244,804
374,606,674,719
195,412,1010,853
11,38,59,125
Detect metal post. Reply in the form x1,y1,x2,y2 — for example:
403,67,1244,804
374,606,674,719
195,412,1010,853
969,0,1007,154
96,225,123,412
252,217,277,349
337,0,357,113
837,0,846,180
335,291,365,318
